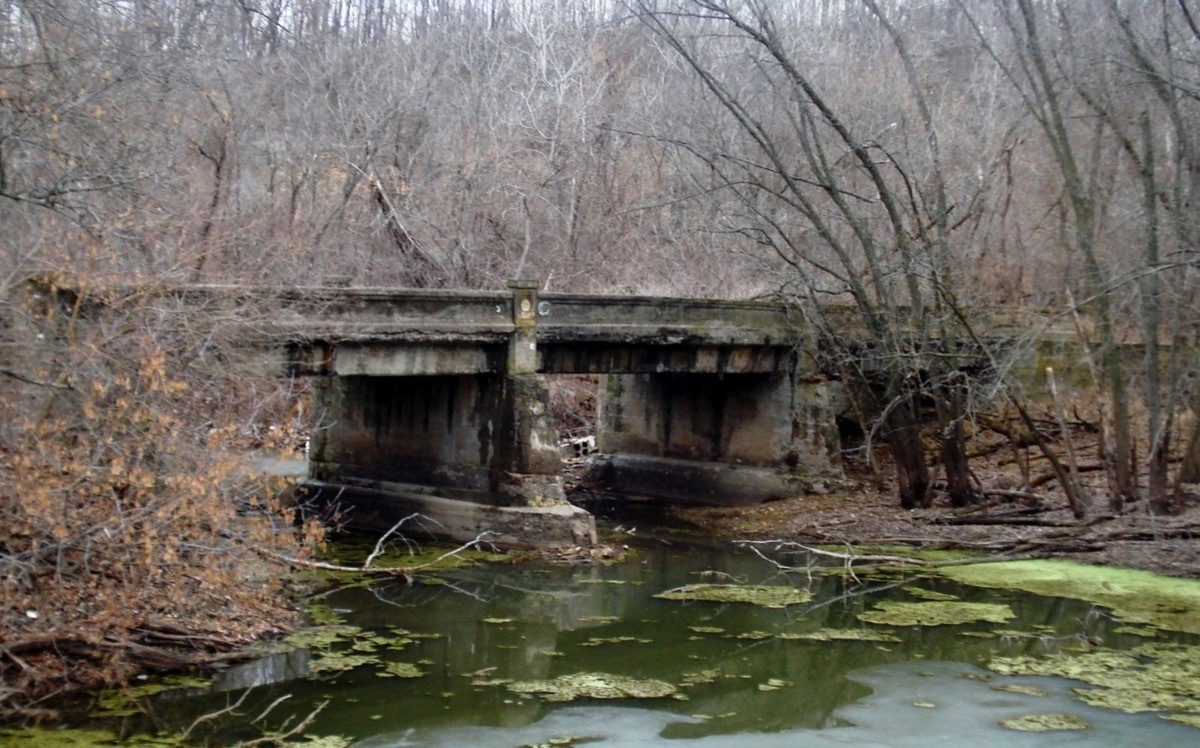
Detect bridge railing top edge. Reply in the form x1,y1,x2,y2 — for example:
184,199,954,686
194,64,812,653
538,293,788,310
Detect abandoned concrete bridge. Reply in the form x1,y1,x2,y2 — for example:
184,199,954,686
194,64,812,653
275,280,844,548
24,279,1060,549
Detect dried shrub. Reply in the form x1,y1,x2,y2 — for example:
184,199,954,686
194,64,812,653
0,284,317,715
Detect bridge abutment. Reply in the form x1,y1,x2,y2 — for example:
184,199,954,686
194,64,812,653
307,371,594,547
586,367,840,505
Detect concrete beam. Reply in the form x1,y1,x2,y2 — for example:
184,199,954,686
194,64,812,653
302,480,596,548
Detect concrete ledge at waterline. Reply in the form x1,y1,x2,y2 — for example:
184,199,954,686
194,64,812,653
301,481,597,549
585,453,821,506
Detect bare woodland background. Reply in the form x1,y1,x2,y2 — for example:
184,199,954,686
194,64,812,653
0,0,1188,299
2,0,1200,715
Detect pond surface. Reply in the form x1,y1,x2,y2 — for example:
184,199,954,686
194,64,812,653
83,526,1200,746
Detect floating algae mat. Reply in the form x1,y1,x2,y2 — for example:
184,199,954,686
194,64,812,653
858,600,1015,626
941,559,1200,635
507,673,678,702
998,712,1091,732
654,583,812,608
988,642,1200,717
46,534,1200,747
778,628,902,643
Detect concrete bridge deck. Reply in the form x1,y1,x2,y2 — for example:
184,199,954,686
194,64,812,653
162,283,812,376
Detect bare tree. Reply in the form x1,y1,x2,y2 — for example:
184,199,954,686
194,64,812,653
627,0,1007,508
961,0,1200,514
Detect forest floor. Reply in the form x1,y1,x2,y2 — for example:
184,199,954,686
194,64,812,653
664,434,1200,579
554,375,1200,578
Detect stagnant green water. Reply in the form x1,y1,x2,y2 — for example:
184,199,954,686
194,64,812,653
32,526,1200,746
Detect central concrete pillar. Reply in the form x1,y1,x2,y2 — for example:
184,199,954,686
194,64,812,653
587,367,840,505
496,280,568,506
305,280,593,548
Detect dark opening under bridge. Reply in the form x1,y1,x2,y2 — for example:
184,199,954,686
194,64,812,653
24,278,1060,549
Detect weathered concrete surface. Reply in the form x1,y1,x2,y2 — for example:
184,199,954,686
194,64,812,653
588,370,840,505
309,374,498,493
20,279,844,545
301,480,596,548
332,342,503,376
586,454,812,506
309,373,567,507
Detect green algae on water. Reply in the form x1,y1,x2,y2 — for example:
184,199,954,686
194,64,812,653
281,624,363,652
0,728,181,746
858,600,1014,627
307,604,348,626
1162,714,1200,729
902,586,960,601
507,673,678,702
654,583,812,608
940,559,1200,635
999,713,1091,732
91,675,213,718
1112,625,1163,637
579,636,651,647
519,737,599,747
780,628,902,643
987,643,1200,716
279,737,353,747
680,669,721,686
309,652,379,674
377,662,425,678
993,684,1047,697
730,630,774,640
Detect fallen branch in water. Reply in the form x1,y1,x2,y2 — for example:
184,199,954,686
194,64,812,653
258,525,500,581
738,540,927,567
735,539,1026,584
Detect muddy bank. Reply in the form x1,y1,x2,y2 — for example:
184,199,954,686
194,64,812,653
663,482,1200,579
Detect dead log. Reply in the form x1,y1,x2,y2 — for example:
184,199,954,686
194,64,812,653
935,516,1083,527
1029,462,1104,488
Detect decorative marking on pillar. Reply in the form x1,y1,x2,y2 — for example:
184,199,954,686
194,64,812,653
507,279,540,374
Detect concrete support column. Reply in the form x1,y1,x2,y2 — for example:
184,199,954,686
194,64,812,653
497,279,567,506
492,374,567,506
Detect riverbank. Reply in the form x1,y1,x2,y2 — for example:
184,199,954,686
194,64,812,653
664,454,1200,578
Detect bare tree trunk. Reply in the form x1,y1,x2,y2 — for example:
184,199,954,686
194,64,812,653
886,393,930,509
935,383,975,507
